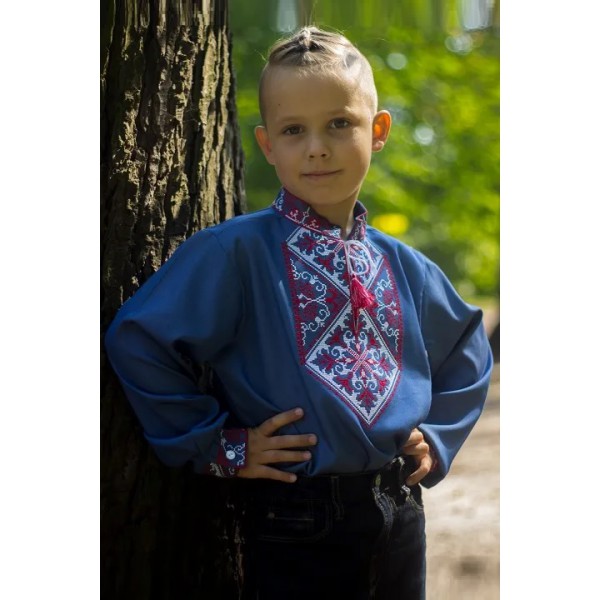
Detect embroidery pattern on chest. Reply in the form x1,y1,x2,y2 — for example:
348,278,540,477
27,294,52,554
283,227,404,426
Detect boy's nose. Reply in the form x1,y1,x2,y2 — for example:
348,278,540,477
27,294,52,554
307,136,330,159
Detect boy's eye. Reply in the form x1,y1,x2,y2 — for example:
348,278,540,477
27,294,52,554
283,125,302,135
330,118,350,129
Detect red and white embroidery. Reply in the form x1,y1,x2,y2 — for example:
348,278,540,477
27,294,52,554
275,189,403,427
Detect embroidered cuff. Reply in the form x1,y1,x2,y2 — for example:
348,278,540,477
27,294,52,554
207,428,247,478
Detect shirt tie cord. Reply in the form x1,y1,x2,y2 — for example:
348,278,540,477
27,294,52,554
344,239,377,334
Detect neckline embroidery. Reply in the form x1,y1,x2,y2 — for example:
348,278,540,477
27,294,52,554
272,188,368,242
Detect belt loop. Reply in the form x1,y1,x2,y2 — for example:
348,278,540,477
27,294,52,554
374,473,382,489
392,456,406,495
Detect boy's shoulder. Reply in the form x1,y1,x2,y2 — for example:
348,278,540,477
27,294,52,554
365,225,457,297
187,207,278,249
211,207,276,232
366,225,431,272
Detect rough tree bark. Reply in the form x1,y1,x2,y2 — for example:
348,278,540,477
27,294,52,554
100,1,245,598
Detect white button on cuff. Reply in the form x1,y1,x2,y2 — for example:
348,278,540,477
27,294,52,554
225,450,236,460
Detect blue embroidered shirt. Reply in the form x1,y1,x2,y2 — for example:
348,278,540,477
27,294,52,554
104,189,493,487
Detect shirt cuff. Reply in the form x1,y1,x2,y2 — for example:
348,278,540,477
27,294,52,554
206,428,248,478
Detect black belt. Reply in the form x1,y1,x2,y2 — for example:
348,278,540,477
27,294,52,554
242,456,417,502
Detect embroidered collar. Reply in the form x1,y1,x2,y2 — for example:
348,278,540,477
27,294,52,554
272,188,368,241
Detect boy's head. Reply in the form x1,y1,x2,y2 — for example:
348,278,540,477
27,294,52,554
258,27,378,122
255,27,392,218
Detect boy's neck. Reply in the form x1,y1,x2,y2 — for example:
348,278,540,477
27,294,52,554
305,198,357,240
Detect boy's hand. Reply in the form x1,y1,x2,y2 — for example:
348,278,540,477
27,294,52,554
237,408,317,483
402,428,434,486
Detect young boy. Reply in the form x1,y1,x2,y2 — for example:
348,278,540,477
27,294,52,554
105,26,493,600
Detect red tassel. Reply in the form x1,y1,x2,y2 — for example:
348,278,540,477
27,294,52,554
350,274,376,311
350,275,376,335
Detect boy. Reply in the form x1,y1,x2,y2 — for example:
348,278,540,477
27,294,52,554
105,26,493,600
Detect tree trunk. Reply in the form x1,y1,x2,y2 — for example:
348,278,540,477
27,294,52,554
100,1,245,598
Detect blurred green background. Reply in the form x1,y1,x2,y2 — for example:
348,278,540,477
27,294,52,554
230,0,499,304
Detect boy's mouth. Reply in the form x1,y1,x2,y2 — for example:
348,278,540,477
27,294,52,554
302,170,341,179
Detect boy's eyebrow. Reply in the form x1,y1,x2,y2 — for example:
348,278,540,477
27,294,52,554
273,107,358,123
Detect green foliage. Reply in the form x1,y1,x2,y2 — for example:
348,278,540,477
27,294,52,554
230,0,499,299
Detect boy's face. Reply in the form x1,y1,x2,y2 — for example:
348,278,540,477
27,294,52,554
255,66,391,218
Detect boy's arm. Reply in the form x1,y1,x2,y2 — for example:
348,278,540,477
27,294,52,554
417,258,494,488
104,229,248,477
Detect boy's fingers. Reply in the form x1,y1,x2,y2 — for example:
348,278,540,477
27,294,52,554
260,466,298,483
258,408,304,437
266,434,318,450
403,429,424,447
406,466,427,486
261,450,311,464
405,455,433,486
403,441,429,456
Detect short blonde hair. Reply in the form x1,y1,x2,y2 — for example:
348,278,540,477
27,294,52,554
258,26,378,122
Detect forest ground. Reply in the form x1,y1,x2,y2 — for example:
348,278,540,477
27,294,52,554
423,359,500,600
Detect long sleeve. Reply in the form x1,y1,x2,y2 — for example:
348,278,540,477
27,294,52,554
104,229,247,476
417,258,493,488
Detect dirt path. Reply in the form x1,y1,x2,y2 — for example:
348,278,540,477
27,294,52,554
423,363,500,599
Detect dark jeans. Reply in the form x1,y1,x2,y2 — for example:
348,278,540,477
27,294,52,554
237,457,426,599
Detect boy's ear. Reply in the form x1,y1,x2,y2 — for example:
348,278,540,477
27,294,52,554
254,126,275,165
372,110,392,152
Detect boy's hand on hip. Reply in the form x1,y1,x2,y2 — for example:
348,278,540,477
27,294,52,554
402,428,433,486
237,408,317,483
